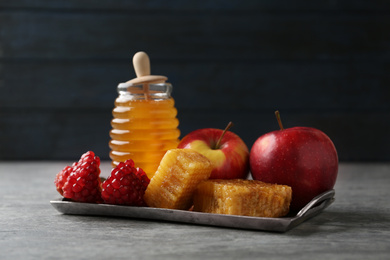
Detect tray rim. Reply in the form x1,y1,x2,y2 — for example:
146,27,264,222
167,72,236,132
50,189,335,232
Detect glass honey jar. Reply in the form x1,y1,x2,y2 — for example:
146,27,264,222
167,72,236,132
109,52,180,178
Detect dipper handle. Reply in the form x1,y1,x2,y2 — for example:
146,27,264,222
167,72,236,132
127,51,167,84
133,51,151,77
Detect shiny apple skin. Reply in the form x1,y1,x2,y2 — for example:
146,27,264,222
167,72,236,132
178,128,250,179
249,127,338,212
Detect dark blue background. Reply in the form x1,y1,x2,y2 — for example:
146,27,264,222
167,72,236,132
1,1,389,161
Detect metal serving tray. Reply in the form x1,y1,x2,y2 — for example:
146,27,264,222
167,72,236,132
50,189,335,232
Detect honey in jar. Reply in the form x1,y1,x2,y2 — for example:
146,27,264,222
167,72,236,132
109,51,180,178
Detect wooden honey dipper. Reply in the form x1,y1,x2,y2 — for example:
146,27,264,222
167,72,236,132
121,51,168,99
128,51,167,85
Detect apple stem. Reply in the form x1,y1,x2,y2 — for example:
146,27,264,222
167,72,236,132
214,121,234,149
275,110,284,130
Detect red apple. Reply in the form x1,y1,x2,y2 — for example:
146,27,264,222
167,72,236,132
250,111,338,212
177,122,250,179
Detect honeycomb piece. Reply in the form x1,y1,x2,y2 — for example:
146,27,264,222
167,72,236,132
144,149,213,210
193,179,292,218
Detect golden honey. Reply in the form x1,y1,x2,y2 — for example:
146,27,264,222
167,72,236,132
109,52,180,178
109,84,180,178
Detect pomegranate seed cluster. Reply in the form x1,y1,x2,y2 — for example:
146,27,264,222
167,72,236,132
101,160,150,206
54,151,149,206
56,151,102,203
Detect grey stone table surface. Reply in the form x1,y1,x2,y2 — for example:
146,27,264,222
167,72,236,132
0,162,389,260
